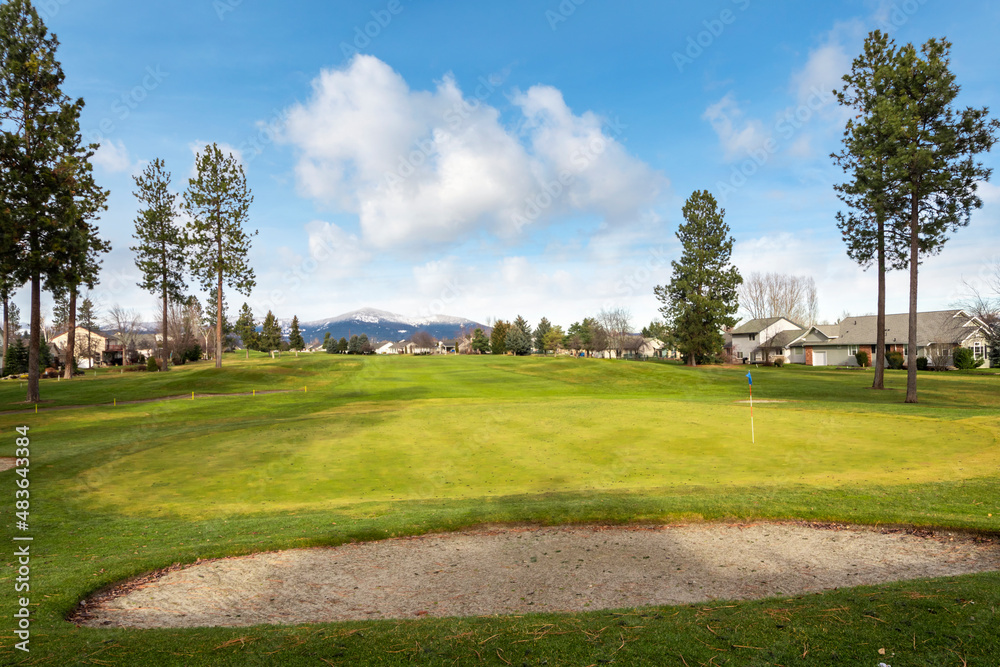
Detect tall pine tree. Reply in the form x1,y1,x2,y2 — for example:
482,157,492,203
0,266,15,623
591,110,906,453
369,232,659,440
894,39,997,402
832,30,911,390
132,158,185,372
234,302,257,358
184,143,256,368
289,315,305,351
654,190,741,366
258,310,281,352
0,0,101,401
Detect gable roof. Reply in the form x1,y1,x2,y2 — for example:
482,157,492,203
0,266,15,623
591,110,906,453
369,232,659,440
731,316,804,335
808,310,986,347
764,328,807,349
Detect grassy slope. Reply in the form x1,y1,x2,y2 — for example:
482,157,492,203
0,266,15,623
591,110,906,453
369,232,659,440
1,353,998,665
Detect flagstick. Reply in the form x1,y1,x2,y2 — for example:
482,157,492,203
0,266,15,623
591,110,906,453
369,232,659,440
749,382,755,444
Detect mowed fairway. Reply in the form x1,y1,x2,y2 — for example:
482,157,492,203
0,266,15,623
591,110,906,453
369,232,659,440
1,353,999,665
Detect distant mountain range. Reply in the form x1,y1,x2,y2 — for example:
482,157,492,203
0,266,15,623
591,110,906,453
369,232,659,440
283,308,487,345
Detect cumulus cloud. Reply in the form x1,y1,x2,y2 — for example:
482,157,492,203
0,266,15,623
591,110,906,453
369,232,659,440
280,55,665,249
705,22,857,164
92,139,132,173
702,93,770,161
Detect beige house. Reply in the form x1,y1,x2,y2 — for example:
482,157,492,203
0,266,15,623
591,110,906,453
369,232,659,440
48,327,109,369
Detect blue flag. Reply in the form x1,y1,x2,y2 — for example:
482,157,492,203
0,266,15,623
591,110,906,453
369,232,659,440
746,372,752,386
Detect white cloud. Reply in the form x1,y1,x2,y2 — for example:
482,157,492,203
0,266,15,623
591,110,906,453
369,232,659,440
702,93,769,161
704,22,857,164
92,139,132,173
280,55,665,249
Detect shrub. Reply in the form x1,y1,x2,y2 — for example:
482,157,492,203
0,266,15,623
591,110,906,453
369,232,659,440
953,347,984,370
773,357,784,367
886,351,904,370
184,344,202,362
855,350,870,367
916,356,929,371
146,356,159,372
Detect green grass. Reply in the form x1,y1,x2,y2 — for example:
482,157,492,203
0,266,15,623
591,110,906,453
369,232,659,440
1,353,998,665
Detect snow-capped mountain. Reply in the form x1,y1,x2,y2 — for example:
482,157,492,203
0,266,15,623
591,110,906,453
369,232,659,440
281,308,487,345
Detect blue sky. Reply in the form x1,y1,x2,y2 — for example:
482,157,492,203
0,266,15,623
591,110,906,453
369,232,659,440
20,0,1000,332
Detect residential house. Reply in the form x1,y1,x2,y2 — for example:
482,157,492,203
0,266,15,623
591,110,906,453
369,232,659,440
786,310,992,368
48,326,109,369
729,317,804,363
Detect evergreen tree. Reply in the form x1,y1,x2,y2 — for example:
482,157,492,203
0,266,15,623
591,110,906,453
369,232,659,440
833,31,913,390
0,0,104,400
77,296,100,367
471,328,490,354
506,325,532,356
533,317,552,354
289,315,305,350
132,158,185,372
235,302,257,357
654,190,742,366
3,335,27,375
0,250,19,374
183,143,257,368
258,310,281,352
337,337,348,353
890,38,997,402
641,319,670,341
490,320,509,355
52,293,69,331
542,325,564,355
348,334,360,354
358,333,371,354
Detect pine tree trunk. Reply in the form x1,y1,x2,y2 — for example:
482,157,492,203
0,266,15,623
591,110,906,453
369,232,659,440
63,287,77,379
2,294,8,376
161,256,169,372
216,267,223,369
905,195,920,404
27,272,40,403
873,213,886,389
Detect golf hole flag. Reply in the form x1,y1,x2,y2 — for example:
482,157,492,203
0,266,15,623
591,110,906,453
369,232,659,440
746,372,754,444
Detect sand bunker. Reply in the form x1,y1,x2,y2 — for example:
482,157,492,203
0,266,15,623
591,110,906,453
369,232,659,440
0,457,15,472
74,523,1000,629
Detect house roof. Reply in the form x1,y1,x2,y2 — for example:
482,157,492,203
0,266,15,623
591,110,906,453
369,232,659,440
50,326,108,340
764,328,808,349
731,317,803,335
804,310,985,347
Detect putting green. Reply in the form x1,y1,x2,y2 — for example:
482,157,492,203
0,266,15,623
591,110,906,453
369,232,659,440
74,396,1000,517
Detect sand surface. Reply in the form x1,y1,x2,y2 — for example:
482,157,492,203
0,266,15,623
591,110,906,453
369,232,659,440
74,523,1000,629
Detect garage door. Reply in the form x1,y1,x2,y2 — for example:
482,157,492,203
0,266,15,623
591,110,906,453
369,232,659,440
813,351,827,366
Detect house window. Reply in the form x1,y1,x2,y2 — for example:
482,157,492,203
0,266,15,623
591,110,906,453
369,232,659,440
848,345,858,355
973,342,984,359
749,334,756,341
737,351,743,359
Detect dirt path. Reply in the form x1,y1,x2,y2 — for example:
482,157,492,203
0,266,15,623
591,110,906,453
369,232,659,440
74,522,1000,629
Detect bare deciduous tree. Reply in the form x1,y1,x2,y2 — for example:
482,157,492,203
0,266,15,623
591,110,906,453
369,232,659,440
106,305,144,364
411,330,436,353
597,307,632,358
738,272,819,326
